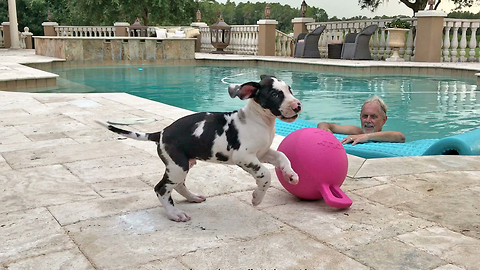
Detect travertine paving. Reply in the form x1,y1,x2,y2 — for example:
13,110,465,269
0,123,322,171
1,49,479,269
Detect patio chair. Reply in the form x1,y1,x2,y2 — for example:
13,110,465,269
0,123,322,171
294,26,326,58
341,24,378,60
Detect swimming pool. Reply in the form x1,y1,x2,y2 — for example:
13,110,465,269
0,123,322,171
44,64,479,141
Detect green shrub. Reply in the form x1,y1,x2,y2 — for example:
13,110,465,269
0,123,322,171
387,18,411,29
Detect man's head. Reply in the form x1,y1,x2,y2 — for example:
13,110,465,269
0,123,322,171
360,96,387,133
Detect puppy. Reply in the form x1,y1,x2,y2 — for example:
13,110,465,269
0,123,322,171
98,75,301,222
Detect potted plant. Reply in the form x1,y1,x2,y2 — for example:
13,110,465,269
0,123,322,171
386,18,411,62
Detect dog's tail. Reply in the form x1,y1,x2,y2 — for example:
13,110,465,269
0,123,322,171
95,120,160,142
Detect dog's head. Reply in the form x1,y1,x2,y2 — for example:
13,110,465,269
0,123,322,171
228,75,301,123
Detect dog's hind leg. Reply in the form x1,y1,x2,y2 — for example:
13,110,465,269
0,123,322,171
234,155,271,206
174,182,206,203
154,169,191,222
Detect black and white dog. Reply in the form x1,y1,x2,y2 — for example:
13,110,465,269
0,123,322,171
98,75,301,222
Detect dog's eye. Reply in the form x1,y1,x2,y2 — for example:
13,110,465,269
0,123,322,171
271,92,279,98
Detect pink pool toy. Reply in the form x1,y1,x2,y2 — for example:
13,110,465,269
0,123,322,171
275,128,352,208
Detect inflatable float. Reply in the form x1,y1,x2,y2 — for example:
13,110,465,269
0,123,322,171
275,118,480,159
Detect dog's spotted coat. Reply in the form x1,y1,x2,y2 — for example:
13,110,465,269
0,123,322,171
99,75,302,222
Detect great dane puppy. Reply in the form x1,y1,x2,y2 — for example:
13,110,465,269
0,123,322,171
98,75,302,222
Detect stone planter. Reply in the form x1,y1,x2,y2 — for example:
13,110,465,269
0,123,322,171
386,28,409,62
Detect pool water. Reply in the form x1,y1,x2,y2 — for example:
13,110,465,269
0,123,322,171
45,64,479,141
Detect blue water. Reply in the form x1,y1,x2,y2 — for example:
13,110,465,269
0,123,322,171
45,64,479,141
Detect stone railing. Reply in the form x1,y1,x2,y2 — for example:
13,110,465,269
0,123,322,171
276,30,294,57
442,18,480,62
306,18,417,61
0,25,4,48
55,26,116,37
200,25,259,55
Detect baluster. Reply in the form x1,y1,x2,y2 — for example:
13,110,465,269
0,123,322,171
450,21,460,62
443,21,452,62
468,22,478,62
253,26,259,55
459,21,469,62
371,27,379,60
404,27,414,61
379,26,386,60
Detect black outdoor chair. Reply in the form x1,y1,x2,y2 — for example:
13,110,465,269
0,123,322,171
294,26,326,58
340,24,379,60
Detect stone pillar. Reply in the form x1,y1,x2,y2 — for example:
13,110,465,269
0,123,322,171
257,19,278,56
114,22,130,37
1,22,11,48
414,10,447,62
7,0,20,49
42,22,58,36
191,22,207,52
291,17,314,40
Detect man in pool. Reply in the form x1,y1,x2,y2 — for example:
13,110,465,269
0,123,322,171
317,96,405,145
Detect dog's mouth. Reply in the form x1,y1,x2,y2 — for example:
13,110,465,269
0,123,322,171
279,114,298,123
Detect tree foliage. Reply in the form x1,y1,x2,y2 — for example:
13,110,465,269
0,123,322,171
1,0,478,37
358,0,480,15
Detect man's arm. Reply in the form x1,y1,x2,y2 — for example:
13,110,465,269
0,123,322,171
344,131,406,145
317,122,362,135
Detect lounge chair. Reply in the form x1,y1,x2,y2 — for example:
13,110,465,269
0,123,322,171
294,26,326,58
341,24,378,60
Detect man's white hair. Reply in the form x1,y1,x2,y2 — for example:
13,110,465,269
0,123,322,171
362,96,387,116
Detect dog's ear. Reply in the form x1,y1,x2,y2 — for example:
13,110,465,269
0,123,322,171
228,82,261,100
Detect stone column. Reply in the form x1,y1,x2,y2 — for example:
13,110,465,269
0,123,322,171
291,17,314,40
414,10,447,62
22,26,33,49
257,19,278,56
7,0,20,49
42,22,58,36
114,22,130,37
191,22,207,52
1,22,11,48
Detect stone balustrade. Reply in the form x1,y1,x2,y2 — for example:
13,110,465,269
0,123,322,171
442,18,480,62
1,22,32,49
55,26,116,37
275,30,294,57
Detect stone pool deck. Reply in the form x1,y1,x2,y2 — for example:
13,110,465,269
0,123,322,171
1,49,480,269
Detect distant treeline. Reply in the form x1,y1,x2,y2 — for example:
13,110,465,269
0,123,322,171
0,0,478,36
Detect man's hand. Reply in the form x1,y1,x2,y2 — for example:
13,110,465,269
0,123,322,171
341,134,369,145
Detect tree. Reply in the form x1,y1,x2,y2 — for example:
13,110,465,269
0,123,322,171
358,0,480,16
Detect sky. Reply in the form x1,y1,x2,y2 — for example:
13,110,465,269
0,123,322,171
217,0,480,18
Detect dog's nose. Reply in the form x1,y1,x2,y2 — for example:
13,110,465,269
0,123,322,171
293,103,302,113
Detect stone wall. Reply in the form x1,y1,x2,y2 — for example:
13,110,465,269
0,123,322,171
34,37,195,62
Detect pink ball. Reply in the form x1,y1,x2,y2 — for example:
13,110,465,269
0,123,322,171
275,128,352,208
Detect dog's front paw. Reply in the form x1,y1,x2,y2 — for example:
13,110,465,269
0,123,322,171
280,167,299,185
252,189,266,206
167,208,191,222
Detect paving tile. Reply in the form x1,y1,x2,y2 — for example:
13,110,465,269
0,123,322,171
180,229,369,269
119,258,188,270
2,141,139,169
352,182,425,207
0,154,11,172
65,195,286,270
263,194,434,251
355,156,480,178
432,264,467,270
397,227,480,270
0,165,99,213
4,249,94,270
63,154,165,183
89,176,152,197
395,186,480,239
0,137,77,153
0,126,31,145
0,108,30,118
13,117,89,136
48,190,159,226
0,113,71,126
0,208,76,264
345,238,445,270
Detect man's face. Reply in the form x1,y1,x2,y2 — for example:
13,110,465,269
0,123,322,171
360,102,387,133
